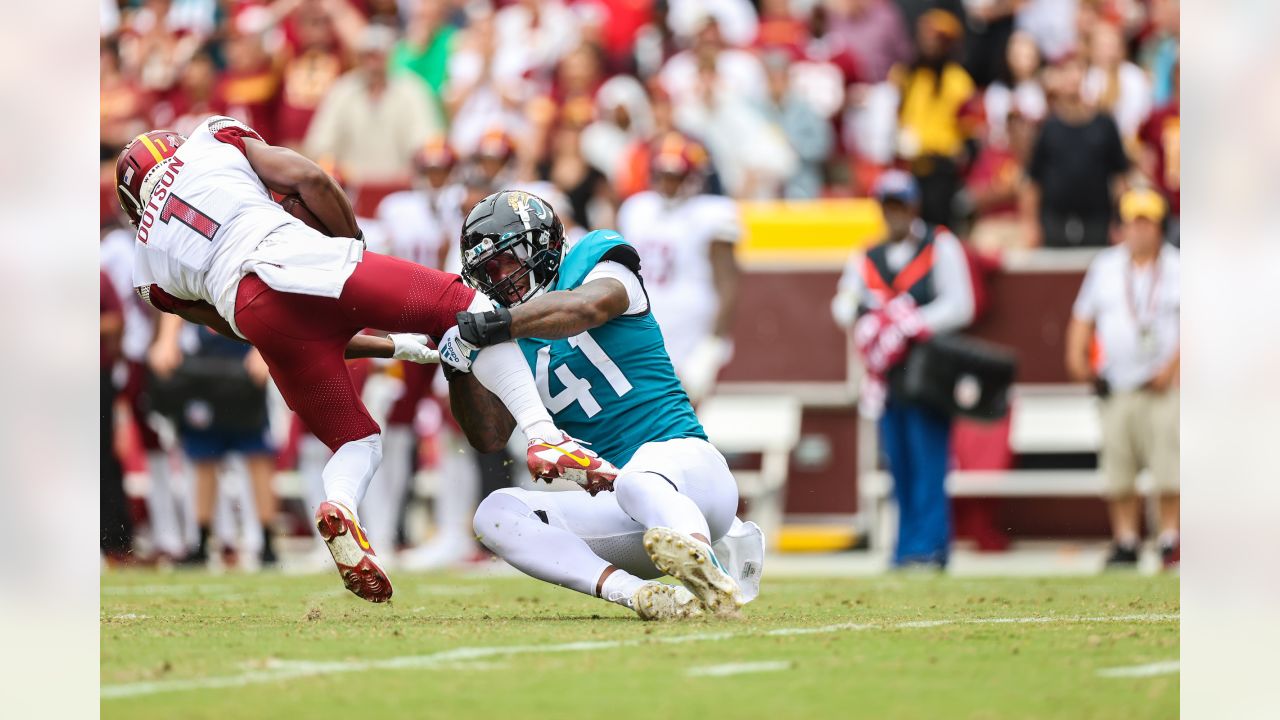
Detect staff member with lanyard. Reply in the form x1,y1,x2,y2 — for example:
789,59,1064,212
1066,188,1180,570
832,170,975,569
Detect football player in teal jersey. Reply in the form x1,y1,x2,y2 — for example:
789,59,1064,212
437,190,763,620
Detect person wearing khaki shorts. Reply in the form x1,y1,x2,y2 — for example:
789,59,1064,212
1100,387,1180,502
1066,188,1180,570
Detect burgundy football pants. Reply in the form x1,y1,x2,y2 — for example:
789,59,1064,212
235,252,474,452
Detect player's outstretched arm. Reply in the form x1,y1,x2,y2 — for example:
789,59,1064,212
447,371,517,453
241,138,360,239
459,278,631,349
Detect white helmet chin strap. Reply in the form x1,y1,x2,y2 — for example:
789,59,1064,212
117,184,143,225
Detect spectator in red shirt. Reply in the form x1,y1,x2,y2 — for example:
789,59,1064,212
578,0,655,74
215,15,281,136
276,3,346,148
101,38,151,149
966,109,1033,253
1138,62,1179,247
755,0,811,58
151,49,219,134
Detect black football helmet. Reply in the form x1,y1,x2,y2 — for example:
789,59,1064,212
460,190,566,308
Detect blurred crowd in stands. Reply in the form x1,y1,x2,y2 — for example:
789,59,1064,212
100,0,1180,568
101,0,1179,244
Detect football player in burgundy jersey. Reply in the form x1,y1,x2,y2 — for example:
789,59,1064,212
114,116,618,602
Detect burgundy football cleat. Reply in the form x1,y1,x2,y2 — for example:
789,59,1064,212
315,501,393,603
526,435,619,495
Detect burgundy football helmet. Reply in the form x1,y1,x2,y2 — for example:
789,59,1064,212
114,130,186,226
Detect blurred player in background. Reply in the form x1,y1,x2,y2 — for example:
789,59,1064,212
148,315,279,568
377,137,465,269
401,170,500,570
617,133,741,404
101,270,133,562
441,190,764,620
370,137,463,565
471,128,520,189
115,116,618,601
102,215,197,563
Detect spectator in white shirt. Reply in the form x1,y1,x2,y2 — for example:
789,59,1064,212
1082,21,1152,141
667,0,760,47
1014,0,1078,63
494,0,582,79
1066,188,1180,570
660,17,793,196
983,31,1047,147
305,25,443,184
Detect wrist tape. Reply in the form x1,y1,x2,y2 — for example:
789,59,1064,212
456,307,513,347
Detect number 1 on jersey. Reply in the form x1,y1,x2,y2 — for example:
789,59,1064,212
159,193,222,241
535,331,633,419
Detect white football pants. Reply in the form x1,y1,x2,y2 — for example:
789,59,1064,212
473,437,738,596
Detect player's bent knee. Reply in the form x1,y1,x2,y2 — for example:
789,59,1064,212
613,470,674,505
472,489,535,550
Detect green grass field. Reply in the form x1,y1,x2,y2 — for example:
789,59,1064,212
101,569,1178,719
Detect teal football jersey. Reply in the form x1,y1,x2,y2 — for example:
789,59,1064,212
518,230,707,466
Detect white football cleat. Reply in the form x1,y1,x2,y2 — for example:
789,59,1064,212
643,527,745,617
712,518,765,603
631,582,704,621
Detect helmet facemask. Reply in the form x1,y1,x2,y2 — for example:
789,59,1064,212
461,229,562,308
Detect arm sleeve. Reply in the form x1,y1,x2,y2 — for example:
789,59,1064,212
583,260,649,315
918,232,975,335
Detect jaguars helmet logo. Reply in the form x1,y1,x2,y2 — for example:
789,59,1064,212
506,191,549,231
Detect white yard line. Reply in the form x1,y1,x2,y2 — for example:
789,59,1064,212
101,612,1178,700
1097,660,1180,678
687,661,793,677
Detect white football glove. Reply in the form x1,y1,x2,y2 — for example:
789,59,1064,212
389,333,440,364
437,325,479,374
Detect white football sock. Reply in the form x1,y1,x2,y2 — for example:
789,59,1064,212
473,490,615,598
600,569,649,608
359,425,413,554
434,428,480,542
470,341,558,442
614,471,710,541
298,434,331,541
145,450,187,557
323,433,382,512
